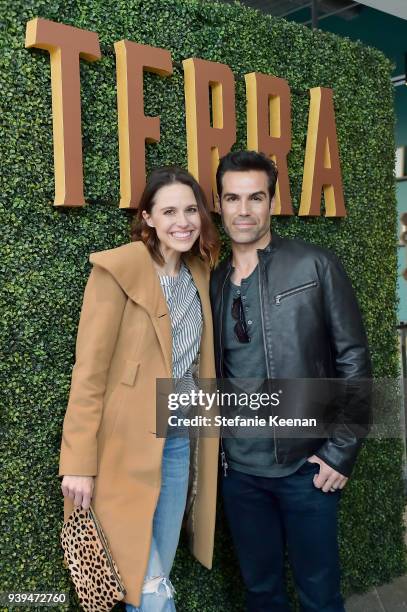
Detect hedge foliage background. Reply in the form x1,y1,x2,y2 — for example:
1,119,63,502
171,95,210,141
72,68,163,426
1,0,405,609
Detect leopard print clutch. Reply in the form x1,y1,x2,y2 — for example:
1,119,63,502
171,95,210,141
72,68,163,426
60,505,126,611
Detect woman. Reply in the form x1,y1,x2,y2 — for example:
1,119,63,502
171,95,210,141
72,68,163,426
59,167,220,610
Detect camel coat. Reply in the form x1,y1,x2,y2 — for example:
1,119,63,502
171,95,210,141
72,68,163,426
58,241,219,607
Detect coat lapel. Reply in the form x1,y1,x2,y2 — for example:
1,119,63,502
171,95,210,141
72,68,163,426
184,254,211,334
89,242,172,377
88,242,212,380
184,253,214,379
150,313,172,378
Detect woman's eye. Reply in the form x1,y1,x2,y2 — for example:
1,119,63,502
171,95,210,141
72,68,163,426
187,207,198,213
164,209,175,215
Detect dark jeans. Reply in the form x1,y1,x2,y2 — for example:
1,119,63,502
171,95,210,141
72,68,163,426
222,462,345,612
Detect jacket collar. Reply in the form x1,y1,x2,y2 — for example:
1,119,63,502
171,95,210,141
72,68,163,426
89,241,208,317
216,231,283,278
89,241,168,317
89,241,210,377
258,231,283,257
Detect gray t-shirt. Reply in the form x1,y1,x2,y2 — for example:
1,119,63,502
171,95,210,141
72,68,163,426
222,264,307,477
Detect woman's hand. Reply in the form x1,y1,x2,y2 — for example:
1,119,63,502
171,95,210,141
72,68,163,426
61,475,94,510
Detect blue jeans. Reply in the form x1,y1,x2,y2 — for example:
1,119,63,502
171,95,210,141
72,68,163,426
222,462,344,612
126,436,190,612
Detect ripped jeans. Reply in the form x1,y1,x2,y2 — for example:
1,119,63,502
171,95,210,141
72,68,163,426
126,434,190,612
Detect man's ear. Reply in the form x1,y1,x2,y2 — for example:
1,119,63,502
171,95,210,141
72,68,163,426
142,210,154,228
269,196,276,216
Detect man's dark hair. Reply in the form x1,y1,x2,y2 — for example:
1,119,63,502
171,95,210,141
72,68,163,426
216,150,278,201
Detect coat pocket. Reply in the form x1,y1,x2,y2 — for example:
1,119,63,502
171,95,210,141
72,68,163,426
103,361,140,439
120,359,140,386
274,280,318,305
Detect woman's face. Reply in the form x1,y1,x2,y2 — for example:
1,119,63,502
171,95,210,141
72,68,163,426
142,182,202,257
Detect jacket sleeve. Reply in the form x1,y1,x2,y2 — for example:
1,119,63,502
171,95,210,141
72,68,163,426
58,262,127,477
314,252,372,477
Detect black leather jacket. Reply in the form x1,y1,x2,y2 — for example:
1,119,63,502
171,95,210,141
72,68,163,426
210,232,372,477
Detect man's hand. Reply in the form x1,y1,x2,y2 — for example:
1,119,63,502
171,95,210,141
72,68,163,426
307,455,348,493
61,475,94,510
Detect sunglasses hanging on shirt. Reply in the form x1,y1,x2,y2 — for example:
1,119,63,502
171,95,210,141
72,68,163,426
231,295,251,343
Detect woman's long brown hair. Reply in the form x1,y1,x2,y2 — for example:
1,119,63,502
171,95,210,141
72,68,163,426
130,166,220,268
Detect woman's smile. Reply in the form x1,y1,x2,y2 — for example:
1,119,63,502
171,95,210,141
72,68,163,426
170,229,196,240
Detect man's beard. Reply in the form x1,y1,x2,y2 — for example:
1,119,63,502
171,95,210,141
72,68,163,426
222,219,271,245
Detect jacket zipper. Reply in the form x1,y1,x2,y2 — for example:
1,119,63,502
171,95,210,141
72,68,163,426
219,264,232,477
258,257,278,463
275,281,317,305
90,506,127,594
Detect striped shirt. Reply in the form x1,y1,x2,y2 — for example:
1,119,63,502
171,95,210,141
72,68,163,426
158,261,202,385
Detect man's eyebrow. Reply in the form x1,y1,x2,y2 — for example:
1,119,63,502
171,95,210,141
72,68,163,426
250,190,267,197
222,190,267,197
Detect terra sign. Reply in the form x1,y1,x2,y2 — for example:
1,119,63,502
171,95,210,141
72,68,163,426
25,17,346,216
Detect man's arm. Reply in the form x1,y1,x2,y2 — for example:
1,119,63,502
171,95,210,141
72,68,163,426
314,251,372,478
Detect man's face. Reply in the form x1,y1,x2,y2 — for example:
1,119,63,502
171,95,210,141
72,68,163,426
219,170,274,245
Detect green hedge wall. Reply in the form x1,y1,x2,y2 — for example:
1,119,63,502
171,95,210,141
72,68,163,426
1,0,405,609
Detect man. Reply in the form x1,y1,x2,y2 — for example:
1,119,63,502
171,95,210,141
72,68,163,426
210,150,372,612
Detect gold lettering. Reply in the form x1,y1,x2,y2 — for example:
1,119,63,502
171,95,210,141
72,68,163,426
25,18,101,207
114,41,172,209
245,72,293,215
299,87,346,217
183,58,236,210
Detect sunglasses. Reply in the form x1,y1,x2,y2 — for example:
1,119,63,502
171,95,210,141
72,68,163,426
231,295,250,343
